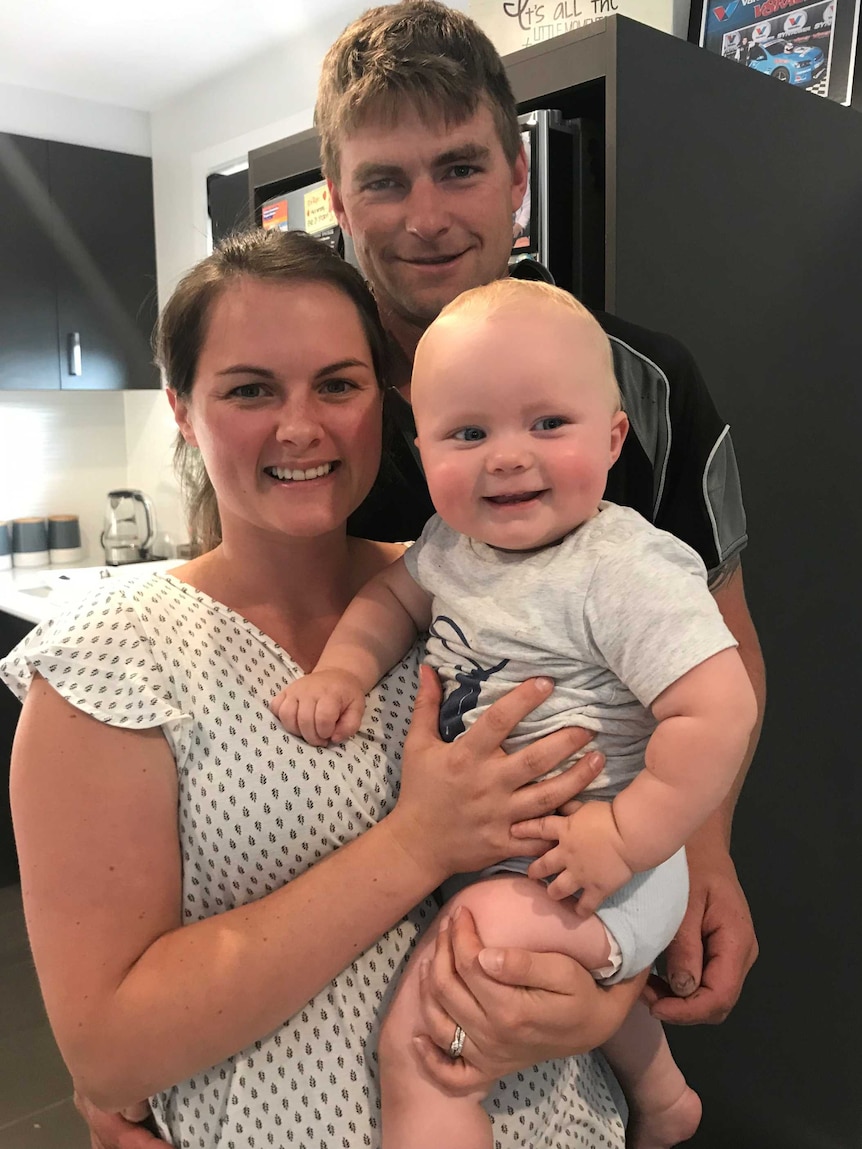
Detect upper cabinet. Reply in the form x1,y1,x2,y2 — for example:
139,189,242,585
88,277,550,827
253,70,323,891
0,134,159,391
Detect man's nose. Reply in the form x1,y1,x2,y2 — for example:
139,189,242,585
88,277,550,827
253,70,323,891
404,179,451,241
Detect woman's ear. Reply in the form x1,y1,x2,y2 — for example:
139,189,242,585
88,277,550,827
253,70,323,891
609,410,628,466
166,388,198,447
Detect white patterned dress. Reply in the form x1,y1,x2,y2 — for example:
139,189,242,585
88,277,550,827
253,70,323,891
0,573,625,1149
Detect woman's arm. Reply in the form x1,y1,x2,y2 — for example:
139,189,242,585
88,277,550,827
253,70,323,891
12,669,599,1111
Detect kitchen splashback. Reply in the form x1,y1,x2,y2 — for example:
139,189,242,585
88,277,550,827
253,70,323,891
0,390,129,563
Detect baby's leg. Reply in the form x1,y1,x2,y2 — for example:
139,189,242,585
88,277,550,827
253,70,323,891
602,1004,701,1149
378,874,612,1149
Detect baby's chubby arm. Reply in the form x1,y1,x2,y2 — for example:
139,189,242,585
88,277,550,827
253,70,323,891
272,556,432,745
516,647,757,916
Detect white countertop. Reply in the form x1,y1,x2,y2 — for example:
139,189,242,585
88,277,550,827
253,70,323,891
0,558,183,625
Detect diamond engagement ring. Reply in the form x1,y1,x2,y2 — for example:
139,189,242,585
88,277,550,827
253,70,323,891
448,1024,467,1059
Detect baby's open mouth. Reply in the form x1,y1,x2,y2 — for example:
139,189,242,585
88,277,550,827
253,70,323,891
264,462,337,482
484,491,544,505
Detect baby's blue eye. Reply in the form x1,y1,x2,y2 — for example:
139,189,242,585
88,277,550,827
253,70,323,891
453,427,486,442
533,416,567,431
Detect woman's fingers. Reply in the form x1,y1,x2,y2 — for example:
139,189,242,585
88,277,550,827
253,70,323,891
419,918,485,1042
402,664,444,746
456,677,556,756
411,1034,491,1096
509,750,605,823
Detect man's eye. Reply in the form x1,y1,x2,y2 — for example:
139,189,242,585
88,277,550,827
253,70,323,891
453,426,486,442
446,165,478,180
533,416,567,431
363,178,397,193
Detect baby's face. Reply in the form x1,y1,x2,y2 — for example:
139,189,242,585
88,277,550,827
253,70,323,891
412,304,628,551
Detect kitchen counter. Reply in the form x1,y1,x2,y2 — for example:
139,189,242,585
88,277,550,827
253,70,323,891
0,559,182,625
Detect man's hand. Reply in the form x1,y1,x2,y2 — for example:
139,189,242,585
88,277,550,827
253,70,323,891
271,669,367,746
74,1093,169,1149
643,831,758,1024
513,802,634,916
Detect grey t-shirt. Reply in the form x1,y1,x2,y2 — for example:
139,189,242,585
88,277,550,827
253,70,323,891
403,502,737,800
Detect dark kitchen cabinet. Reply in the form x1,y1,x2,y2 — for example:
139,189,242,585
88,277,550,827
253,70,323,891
0,133,159,391
0,612,33,887
0,136,60,389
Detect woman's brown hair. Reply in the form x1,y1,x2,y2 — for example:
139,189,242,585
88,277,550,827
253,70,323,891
153,228,389,554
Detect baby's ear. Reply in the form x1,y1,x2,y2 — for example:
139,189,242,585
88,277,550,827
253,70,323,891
609,410,628,464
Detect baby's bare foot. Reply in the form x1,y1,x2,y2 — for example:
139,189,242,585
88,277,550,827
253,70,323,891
626,1084,702,1149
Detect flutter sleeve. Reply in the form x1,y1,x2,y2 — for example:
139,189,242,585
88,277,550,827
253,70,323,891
0,583,191,760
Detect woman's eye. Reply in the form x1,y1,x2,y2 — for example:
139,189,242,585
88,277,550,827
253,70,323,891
319,378,356,396
230,383,265,399
533,416,567,431
453,426,486,442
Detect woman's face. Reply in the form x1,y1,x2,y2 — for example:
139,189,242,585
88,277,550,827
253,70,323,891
170,277,383,544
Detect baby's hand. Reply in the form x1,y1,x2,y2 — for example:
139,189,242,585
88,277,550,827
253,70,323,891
512,802,634,918
271,670,367,747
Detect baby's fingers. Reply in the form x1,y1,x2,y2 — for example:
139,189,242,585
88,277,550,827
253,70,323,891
295,695,332,746
572,885,604,918
527,846,564,882
511,814,566,842
545,870,582,902
272,691,301,736
331,699,366,744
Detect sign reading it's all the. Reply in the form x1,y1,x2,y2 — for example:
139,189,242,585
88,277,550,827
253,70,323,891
468,0,681,53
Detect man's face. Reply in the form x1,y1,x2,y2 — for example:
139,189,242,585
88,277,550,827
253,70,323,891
329,104,527,333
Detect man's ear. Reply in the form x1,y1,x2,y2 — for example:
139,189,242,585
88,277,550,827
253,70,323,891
166,388,198,447
609,410,628,466
328,179,351,235
510,143,529,214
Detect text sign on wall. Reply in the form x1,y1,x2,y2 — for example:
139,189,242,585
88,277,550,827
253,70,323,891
468,0,679,52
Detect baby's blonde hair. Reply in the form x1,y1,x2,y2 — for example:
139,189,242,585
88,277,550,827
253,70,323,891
420,278,622,410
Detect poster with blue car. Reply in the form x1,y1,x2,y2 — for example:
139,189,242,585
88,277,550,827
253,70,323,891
692,0,859,104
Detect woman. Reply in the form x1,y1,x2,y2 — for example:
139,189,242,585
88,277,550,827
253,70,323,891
2,230,644,1149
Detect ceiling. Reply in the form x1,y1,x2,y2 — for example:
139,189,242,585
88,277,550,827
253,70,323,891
0,0,356,111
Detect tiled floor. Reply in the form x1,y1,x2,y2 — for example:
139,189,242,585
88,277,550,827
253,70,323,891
0,883,89,1149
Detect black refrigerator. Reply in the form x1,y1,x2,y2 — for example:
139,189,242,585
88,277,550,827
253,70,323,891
250,18,862,1145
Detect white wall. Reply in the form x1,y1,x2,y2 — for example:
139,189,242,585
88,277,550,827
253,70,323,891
137,1,384,541
0,82,150,154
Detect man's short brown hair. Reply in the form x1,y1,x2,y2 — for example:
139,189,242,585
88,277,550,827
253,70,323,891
316,1,521,184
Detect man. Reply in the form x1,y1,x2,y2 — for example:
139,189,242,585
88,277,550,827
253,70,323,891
323,0,763,1027
82,2,764,1145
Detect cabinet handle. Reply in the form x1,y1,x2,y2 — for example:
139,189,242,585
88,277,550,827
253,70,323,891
68,332,82,376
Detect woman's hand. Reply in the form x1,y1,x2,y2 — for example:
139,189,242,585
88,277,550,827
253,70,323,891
387,667,605,883
412,906,647,1091
73,1092,169,1149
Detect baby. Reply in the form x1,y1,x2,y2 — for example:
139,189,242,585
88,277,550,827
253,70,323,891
273,279,757,1149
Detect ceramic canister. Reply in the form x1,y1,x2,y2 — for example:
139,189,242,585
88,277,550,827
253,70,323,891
48,514,83,564
11,517,49,568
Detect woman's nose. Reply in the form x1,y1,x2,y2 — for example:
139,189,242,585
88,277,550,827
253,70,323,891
275,401,323,448
405,180,451,241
